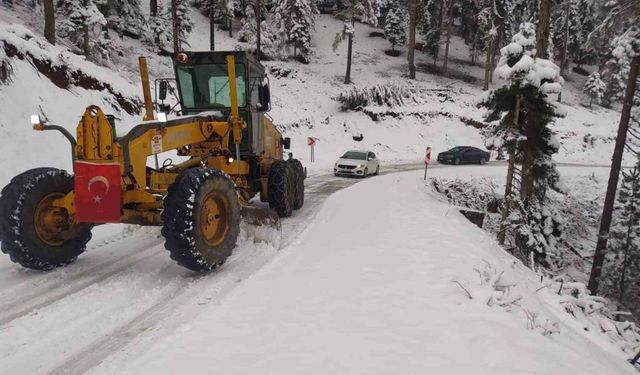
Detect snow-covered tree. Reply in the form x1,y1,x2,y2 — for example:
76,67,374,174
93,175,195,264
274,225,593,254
147,3,173,50
272,0,318,61
56,0,106,57
418,0,442,65
172,0,194,51
601,161,640,306
479,22,566,260
602,34,634,106
583,71,605,107
332,0,381,83
98,0,146,38
383,0,406,52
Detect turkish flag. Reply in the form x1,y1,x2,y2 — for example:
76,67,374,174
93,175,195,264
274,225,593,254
74,161,122,223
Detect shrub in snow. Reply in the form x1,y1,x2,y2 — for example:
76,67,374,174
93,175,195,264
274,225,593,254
383,0,406,52
431,178,499,213
335,84,415,110
174,0,194,50
601,161,640,312
583,72,605,107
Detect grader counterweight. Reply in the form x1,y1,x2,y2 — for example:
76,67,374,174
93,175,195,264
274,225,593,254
0,51,304,271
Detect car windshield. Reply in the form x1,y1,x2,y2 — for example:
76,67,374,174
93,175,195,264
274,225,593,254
341,151,367,160
448,147,465,153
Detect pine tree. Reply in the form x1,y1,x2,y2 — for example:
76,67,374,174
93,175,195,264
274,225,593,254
56,0,106,57
272,0,318,61
383,0,406,52
418,0,442,66
583,72,605,107
602,34,634,106
479,22,565,260
147,3,173,50
601,160,640,306
587,0,640,294
101,0,146,39
332,0,381,84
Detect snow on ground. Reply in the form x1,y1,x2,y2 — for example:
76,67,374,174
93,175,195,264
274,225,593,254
90,168,636,375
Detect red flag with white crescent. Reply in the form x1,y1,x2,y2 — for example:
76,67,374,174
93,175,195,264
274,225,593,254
74,161,121,223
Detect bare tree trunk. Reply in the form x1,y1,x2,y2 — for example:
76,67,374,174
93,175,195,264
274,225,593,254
536,0,551,59
44,0,55,45
588,55,640,294
483,36,494,90
256,0,261,60
408,0,417,79
150,0,158,16
83,25,90,57
471,29,477,65
209,0,215,50
443,0,454,73
345,18,354,84
172,0,180,52
489,34,501,84
558,2,570,102
498,95,520,245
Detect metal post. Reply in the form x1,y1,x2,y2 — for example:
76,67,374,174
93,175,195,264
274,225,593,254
423,163,428,180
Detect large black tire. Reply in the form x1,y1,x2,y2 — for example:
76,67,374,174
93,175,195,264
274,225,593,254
454,158,461,165
268,161,294,218
161,168,240,271
0,168,92,270
287,159,305,210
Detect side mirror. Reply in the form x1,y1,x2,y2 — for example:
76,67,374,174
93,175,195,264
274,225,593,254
159,81,168,101
368,157,373,161
283,137,291,150
258,81,271,111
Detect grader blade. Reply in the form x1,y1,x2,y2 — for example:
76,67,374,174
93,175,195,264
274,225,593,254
240,206,281,229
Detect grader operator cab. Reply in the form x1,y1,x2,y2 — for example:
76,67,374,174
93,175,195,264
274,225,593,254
0,51,304,272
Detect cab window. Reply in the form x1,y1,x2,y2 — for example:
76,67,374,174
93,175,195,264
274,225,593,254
177,63,246,109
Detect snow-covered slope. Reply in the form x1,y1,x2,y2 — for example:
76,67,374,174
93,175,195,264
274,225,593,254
0,8,629,185
90,168,637,375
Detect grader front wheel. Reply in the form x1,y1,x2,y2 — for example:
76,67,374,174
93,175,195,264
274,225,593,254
161,168,240,271
0,168,93,270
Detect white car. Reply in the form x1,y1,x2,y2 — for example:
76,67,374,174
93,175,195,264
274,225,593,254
334,150,380,178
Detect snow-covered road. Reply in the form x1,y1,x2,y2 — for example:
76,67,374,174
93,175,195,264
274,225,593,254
0,162,426,374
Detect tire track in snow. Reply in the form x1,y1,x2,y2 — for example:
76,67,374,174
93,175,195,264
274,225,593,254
0,238,164,326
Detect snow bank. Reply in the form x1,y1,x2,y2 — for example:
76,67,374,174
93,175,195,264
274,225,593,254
92,169,636,375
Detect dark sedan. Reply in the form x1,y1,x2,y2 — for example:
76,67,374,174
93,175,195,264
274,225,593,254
437,146,490,165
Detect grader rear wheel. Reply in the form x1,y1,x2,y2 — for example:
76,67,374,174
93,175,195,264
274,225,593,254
0,168,92,270
287,159,305,210
161,168,240,271
268,161,294,218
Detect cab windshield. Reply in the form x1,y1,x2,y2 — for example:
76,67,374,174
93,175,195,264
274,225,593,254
341,151,367,160
176,63,246,109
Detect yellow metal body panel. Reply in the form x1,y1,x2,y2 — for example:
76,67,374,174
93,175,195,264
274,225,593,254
75,106,115,160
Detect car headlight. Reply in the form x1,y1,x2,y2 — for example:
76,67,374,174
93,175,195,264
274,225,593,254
357,164,364,168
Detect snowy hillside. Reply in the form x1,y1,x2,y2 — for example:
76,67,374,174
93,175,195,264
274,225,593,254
0,6,630,186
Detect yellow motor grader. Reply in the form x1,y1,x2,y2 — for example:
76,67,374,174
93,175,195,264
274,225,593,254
0,51,304,271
